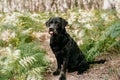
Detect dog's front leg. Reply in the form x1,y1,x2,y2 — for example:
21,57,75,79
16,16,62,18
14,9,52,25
53,55,61,75
59,57,69,80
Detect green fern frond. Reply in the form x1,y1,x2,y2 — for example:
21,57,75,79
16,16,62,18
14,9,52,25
28,67,45,75
19,56,36,68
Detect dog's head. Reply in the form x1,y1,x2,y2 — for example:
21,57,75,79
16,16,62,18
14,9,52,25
45,17,68,35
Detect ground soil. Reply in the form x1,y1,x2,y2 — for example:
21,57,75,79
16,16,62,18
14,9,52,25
37,32,120,80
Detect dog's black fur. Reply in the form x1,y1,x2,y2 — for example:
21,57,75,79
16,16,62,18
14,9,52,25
46,17,89,80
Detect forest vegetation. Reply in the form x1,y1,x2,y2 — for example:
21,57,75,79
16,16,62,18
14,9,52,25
0,0,120,80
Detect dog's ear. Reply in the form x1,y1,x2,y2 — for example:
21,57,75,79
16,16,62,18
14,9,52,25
61,18,68,28
45,18,52,27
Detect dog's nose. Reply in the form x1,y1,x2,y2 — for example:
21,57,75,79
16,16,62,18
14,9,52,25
49,28,54,31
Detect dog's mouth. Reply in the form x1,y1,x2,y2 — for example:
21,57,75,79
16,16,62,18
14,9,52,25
49,31,54,35
48,28,58,35
49,28,55,35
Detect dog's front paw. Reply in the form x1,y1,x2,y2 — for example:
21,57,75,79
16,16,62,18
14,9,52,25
59,72,66,80
59,75,66,80
53,70,60,76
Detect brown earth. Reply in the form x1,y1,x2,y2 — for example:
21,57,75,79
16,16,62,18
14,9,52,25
37,32,120,80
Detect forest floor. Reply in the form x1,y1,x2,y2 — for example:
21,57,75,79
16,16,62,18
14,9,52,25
38,31,120,80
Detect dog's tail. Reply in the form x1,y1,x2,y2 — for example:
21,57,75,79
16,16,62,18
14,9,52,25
88,59,106,64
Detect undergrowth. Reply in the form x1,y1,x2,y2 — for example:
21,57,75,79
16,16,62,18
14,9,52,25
0,10,120,80
0,12,49,80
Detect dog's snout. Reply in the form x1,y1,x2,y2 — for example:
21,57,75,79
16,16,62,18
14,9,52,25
49,28,54,31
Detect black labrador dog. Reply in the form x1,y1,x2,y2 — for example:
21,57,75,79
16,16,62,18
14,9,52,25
45,17,89,80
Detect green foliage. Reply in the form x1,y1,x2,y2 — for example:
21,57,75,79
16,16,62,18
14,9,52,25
0,39,6,47
16,13,46,31
0,35,48,80
0,12,49,80
0,37,48,80
79,13,120,61
18,40,48,80
17,16,35,29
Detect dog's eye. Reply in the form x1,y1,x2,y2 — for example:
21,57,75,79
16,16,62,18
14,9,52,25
50,21,53,24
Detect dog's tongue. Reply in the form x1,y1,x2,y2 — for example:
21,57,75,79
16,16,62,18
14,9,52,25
49,31,54,35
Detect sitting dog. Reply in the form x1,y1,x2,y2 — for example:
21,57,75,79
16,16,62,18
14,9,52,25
45,17,89,80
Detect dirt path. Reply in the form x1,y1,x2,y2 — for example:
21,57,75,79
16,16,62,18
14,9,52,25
37,32,120,80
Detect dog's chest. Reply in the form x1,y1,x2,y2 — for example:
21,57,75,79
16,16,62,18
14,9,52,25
50,39,62,51
50,36,67,52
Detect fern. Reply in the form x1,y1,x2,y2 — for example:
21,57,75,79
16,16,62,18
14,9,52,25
82,20,120,61
0,12,48,80
19,56,36,68
107,21,120,39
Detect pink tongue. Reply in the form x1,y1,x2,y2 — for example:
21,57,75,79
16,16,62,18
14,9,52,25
49,31,53,34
